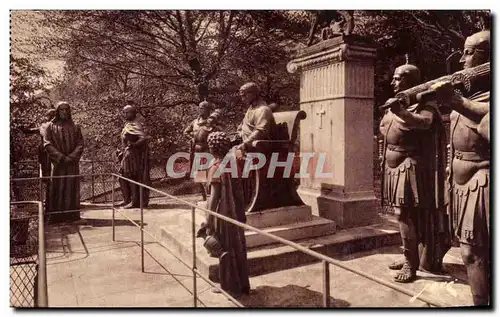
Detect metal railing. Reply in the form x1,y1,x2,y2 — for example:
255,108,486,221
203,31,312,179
10,200,47,307
11,158,185,203
9,173,110,308
10,172,444,308
110,173,443,308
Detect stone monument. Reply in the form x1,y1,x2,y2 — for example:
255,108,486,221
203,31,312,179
287,35,378,228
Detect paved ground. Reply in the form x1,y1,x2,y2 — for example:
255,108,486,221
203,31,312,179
44,196,473,308
46,195,237,307
240,246,472,307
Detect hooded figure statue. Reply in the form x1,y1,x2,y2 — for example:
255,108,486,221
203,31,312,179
42,101,85,223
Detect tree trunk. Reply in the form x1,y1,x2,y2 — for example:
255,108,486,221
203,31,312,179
197,81,209,102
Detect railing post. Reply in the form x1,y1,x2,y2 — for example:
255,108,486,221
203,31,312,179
111,175,115,242
191,206,197,307
323,260,330,308
38,179,48,307
91,160,95,202
140,185,144,273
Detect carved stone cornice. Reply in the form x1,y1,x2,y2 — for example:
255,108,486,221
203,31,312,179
287,39,376,74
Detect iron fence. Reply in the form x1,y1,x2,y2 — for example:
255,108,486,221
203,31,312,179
10,169,446,307
10,157,190,204
10,200,47,308
110,173,443,307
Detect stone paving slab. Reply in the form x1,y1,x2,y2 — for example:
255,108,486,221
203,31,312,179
45,203,238,307
239,245,472,308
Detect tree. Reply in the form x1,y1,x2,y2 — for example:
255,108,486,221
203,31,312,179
13,10,490,162
28,10,307,160
354,10,489,130
10,56,53,163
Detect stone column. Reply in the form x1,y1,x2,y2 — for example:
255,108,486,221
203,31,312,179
287,36,378,229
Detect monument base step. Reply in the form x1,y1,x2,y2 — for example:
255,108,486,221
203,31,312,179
245,216,336,248
160,212,400,282
191,203,336,248
195,202,314,228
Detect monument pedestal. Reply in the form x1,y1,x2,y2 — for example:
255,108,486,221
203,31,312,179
195,202,337,248
298,185,378,229
288,36,378,229
160,205,399,282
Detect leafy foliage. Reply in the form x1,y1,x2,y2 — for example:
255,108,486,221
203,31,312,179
10,56,53,163
10,10,490,164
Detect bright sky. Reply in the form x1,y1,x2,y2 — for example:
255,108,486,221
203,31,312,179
10,10,66,81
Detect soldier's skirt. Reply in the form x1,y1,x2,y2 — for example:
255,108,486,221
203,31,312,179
452,168,489,247
383,157,429,209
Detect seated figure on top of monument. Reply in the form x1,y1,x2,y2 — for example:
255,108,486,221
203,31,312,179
233,82,304,212
236,82,275,154
380,61,450,283
430,30,491,306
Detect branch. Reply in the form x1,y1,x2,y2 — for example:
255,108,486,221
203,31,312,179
175,10,188,55
206,11,236,80
195,14,215,43
76,53,188,88
409,12,464,45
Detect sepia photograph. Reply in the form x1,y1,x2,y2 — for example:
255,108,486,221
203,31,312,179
8,7,492,308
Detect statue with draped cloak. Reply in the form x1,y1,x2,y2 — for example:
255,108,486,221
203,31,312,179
196,131,250,298
42,101,84,223
115,105,151,209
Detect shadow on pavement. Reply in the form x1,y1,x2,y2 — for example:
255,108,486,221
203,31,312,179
145,203,191,210
238,284,350,308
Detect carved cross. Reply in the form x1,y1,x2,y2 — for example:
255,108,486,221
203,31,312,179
316,107,326,129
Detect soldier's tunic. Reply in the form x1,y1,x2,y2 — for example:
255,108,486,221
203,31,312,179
380,105,433,209
186,117,218,183
380,104,450,272
449,91,490,247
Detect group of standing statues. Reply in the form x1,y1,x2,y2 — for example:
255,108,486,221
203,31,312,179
188,29,491,304
189,82,277,298
380,30,490,305
23,102,152,222
18,28,490,305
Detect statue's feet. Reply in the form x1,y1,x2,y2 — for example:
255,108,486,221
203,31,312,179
114,201,129,207
388,259,405,270
123,202,136,209
394,261,417,283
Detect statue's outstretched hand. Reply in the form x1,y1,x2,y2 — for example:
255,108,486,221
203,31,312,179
430,81,454,103
387,98,403,115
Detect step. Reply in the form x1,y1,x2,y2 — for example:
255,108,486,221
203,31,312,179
195,203,313,229
159,213,400,282
245,205,312,229
160,217,219,281
245,216,336,248
173,205,335,249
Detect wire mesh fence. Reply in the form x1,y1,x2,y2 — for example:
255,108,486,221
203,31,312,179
10,203,39,308
10,157,178,204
